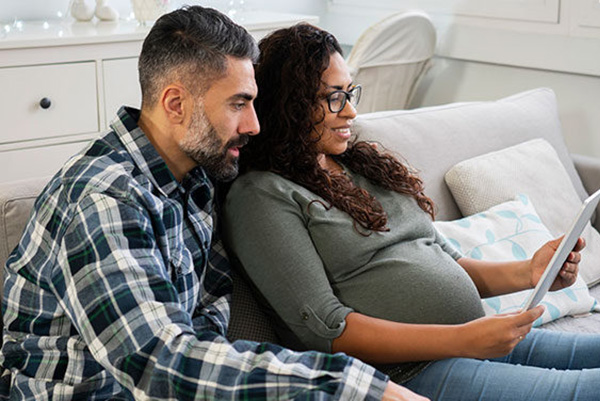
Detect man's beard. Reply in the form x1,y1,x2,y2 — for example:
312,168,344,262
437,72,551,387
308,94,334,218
179,106,248,182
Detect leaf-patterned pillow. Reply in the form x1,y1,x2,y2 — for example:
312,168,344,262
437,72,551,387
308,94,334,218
434,194,599,326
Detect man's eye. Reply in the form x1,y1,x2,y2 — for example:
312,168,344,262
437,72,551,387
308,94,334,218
232,103,245,110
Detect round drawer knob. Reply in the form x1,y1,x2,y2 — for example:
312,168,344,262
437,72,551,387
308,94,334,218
39,97,52,109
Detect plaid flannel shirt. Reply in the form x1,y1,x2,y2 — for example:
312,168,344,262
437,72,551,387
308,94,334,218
0,107,387,400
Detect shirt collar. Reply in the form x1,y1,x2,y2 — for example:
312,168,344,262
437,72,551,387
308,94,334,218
110,106,212,198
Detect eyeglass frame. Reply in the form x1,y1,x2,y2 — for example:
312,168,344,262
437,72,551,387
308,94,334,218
323,85,362,113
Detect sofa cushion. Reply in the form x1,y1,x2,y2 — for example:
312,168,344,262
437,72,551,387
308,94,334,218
352,88,588,222
0,176,50,344
227,269,280,343
542,283,600,332
433,194,599,326
444,139,600,286
0,177,50,281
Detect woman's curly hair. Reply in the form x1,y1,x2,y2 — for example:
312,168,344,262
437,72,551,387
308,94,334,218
240,23,435,233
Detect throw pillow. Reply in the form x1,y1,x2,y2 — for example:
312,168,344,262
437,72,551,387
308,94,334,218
444,138,600,286
433,195,599,327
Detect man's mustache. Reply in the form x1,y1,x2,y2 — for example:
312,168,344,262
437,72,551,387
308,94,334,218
226,134,249,149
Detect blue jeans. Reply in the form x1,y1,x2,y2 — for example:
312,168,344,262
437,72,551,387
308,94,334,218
404,329,600,400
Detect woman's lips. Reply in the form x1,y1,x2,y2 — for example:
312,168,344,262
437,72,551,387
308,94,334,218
332,127,352,139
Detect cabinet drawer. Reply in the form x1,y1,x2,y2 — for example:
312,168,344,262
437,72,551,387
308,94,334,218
0,63,98,144
0,139,91,183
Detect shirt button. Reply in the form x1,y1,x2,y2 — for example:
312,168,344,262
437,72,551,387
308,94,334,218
301,312,309,320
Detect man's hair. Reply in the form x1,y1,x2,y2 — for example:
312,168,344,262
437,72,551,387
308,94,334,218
138,6,258,108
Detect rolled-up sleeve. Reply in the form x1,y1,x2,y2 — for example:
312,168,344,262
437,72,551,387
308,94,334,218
224,175,353,352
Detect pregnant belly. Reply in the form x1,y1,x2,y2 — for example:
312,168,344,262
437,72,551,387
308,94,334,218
332,256,485,325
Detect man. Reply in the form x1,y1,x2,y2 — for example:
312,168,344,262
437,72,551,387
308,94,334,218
0,6,423,400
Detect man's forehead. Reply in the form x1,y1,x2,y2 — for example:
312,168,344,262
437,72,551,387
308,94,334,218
207,56,257,97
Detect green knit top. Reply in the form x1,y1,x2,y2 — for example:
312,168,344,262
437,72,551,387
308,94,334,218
224,169,485,382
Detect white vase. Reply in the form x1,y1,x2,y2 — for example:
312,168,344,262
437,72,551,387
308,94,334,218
130,0,170,24
95,0,119,21
71,0,95,22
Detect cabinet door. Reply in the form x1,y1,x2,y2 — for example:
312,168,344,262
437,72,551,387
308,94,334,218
103,58,141,125
0,62,98,144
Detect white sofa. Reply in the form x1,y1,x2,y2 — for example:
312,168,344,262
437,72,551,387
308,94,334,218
1,88,599,348
350,87,600,333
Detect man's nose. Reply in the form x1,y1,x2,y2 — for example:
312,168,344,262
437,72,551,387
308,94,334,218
241,106,260,136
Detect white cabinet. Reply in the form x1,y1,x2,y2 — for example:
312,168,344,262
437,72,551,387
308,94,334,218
102,57,141,126
327,0,600,76
0,11,318,183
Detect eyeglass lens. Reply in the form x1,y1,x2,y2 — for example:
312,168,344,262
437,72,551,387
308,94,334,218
328,86,361,113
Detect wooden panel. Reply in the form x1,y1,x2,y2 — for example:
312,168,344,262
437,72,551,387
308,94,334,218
102,57,141,125
330,0,560,23
575,0,600,29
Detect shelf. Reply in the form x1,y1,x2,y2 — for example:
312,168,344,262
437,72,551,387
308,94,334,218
0,11,319,50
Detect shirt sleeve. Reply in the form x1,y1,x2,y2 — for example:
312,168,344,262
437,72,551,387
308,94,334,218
224,175,354,353
50,192,386,400
433,225,464,260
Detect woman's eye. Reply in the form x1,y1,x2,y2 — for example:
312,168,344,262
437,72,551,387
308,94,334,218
329,93,343,101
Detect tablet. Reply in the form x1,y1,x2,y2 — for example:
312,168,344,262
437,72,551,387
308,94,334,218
522,188,600,310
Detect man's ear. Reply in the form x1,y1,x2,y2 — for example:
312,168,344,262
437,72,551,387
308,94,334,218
161,85,187,125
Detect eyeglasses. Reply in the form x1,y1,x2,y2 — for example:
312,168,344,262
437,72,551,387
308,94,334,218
324,85,362,113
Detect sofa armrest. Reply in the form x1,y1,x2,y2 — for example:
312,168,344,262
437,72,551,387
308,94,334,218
572,153,600,230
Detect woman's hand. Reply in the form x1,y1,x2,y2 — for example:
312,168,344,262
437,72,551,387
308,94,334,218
529,237,585,291
457,306,544,359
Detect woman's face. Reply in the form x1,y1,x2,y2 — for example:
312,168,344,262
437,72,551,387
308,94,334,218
312,52,358,159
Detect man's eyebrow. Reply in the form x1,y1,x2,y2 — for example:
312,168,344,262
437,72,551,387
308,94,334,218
228,93,254,101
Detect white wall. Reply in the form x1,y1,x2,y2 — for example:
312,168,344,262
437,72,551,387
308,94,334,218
1,1,73,21
0,1,226,22
412,59,600,157
237,0,600,158
322,1,600,159
0,1,125,21
251,0,326,16
0,0,325,23
4,0,599,158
